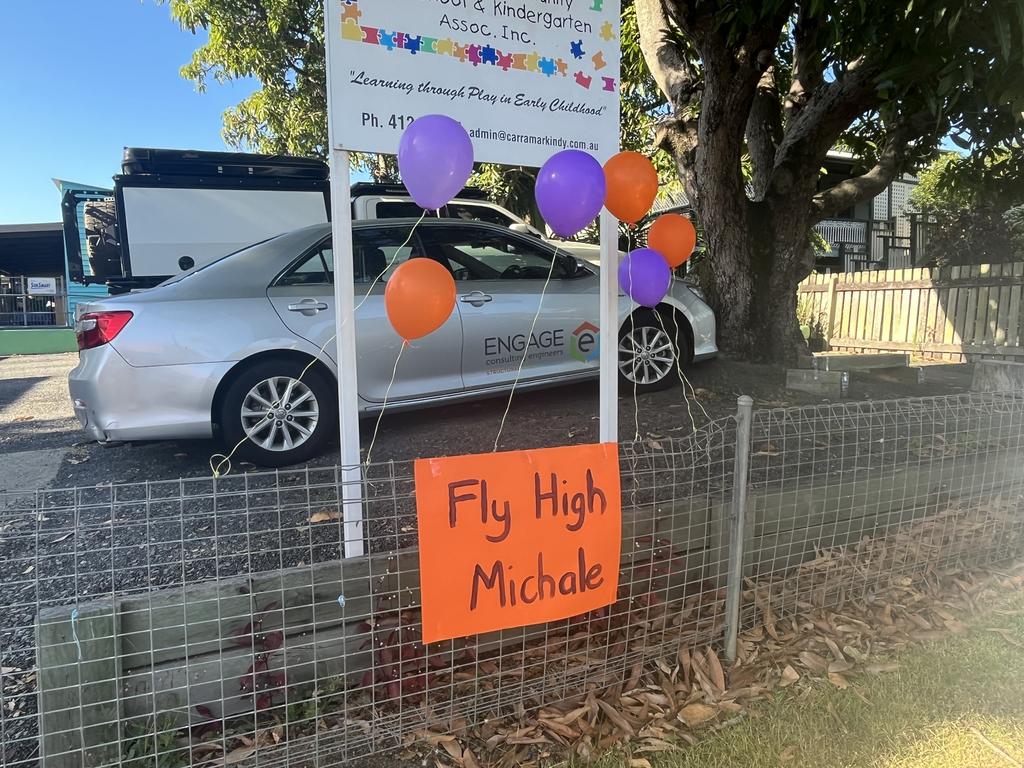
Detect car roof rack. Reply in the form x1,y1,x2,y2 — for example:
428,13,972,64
349,182,489,200
121,147,330,180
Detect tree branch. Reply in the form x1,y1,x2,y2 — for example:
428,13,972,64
747,65,783,200
785,1,825,120
635,0,700,110
811,137,907,220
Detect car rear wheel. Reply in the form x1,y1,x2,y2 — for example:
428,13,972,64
220,358,336,468
618,310,684,394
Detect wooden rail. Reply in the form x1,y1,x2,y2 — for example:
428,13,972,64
799,263,1024,362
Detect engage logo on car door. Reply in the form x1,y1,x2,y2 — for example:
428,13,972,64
485,330,566,374
570,322,600,363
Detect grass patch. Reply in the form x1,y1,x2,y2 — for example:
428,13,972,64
592,596,1024,768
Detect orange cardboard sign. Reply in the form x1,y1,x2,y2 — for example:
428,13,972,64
415,443,621,644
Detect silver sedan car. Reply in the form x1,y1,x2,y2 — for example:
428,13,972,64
69,220,717,466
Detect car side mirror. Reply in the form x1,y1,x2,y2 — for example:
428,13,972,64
509,223,531,235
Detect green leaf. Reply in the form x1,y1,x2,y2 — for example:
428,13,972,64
995,19,1012,61
950,134,972,150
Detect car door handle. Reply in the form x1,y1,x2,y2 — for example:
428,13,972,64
287,299,329,315
459,291,493,307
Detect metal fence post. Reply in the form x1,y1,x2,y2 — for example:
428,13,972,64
724,395,754,664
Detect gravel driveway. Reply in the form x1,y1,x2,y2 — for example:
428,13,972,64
0,351,976,491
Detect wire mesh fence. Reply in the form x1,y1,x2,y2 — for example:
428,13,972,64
1,391,1022,767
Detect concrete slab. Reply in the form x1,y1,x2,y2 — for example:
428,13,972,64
852,366,923,386
971,359,1024,392
812,353,910,371
0,448,67,494
786,369,848,398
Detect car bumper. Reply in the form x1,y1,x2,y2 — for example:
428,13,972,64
68,345,232,442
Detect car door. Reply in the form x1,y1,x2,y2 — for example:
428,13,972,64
417,223,601,392
266,227,465,404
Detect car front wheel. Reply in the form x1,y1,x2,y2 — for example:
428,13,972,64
618,310,684,393
220,358,337,468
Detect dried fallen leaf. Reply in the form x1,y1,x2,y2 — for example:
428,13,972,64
798,651,829,674
441,738,463,762
677,703,717,728
706,649,726,692
308,509,342,524
210,744,257,766
630,759,653,768
596,699,635,736
779,665,800,688
827,672,849,690
779,746,797,762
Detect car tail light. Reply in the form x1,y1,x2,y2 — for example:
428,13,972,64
77,311,133,350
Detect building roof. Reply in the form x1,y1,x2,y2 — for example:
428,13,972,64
0,222,63,235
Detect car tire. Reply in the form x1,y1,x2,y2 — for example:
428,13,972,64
618,310,686,394
219,358,337,468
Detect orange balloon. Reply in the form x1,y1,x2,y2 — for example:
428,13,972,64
603,151,659,224
648,213,697,268
385,259,456,341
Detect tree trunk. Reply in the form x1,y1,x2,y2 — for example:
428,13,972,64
698,195,814,365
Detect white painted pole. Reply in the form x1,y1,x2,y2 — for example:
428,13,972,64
327,152,365,558
598,209,619,444
325,0,365,558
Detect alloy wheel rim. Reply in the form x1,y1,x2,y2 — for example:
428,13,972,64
241,377,319,452
618,325,676,385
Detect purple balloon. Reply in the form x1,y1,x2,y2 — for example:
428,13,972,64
535,150,606,238
398,115,474,211
619,248,672,308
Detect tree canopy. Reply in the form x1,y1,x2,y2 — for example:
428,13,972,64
634,0,1024,360
911,147,1024,265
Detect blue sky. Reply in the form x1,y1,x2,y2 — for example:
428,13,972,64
0,1,253,225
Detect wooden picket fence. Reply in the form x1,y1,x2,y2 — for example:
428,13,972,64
798,263,1024,362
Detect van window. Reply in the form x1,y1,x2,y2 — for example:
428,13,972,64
375,200,520,229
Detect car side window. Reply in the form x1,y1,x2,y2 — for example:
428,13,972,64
353,229,420,283
418,226,574,281
277,244,333,286
277,229,430,286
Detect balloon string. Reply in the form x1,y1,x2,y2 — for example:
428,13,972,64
365,340,407,467
208,212,426,478
492,245,560,452
653,311,711,432
628,228,641,444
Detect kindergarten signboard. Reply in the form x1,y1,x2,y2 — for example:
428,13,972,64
327,0,622,166
415,443,621,643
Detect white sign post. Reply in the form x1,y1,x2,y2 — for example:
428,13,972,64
324,0,622,556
